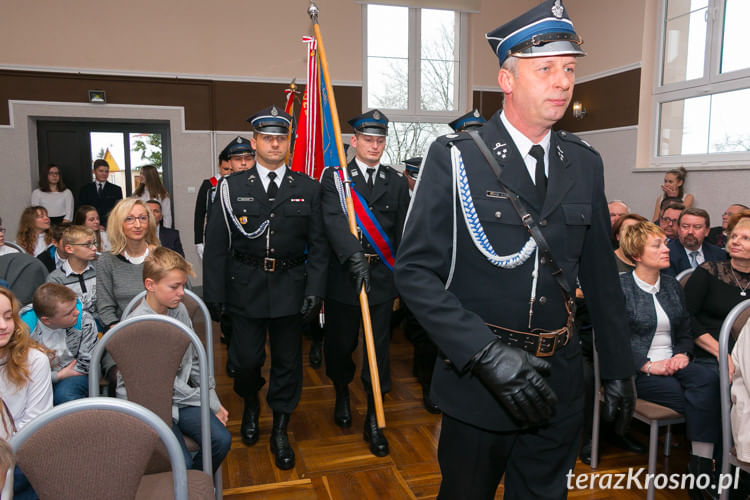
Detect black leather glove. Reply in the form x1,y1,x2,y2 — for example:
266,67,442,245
347,251,371,294
602,377,636,436
300,296,322,322
470,338,558,426
206,302,223,323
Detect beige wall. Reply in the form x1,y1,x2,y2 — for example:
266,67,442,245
0,0,363,84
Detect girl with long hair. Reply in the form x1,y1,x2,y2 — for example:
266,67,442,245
30,163,74,225
652,167,694,222
16,206,52,256
73,205,111,253
132,165,172,228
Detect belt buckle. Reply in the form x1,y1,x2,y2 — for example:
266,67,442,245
263,257,276,272
366,254,376,264
536,332,557,357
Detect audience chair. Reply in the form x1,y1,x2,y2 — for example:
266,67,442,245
0,253,48,304
719,299,750,500
2,241,25,253
89,315,213,477
676,268,694,287
591,337,684,500
9,397,213,500
120,290,222,499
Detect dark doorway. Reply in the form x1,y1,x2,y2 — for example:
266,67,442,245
36,120,172,215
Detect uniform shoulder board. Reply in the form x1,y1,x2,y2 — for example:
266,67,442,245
556,130,600,156
436,130,472,146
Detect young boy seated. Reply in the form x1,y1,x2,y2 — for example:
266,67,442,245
121,247,230,473
47,225,98,325
37,222,71,273
20,283,98,405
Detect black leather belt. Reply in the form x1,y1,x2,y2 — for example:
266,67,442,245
486,322,570,357
364,253,380,265
232,251,305,272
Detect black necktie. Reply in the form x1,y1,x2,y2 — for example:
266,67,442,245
97,183,103,197
367,168,376,190
529,145,546,205
267,172,278,200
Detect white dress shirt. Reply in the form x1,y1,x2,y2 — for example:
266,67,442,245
500,111,551,183
255,163,286,192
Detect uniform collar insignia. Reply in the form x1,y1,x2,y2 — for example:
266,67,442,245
557,145,565,162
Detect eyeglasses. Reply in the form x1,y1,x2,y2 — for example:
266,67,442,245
124,215,149,225
660,216,677,225
0,227,5,233
69,240,97,248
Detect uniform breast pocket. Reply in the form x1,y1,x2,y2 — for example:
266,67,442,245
562,203,591,258
233,202,261,219
285,203,311,216
474,198,520,226
374,197,396,213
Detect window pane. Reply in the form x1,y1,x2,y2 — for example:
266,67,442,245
708,88,750,153
721,0,750,74
662,3,707,85
383,122,452,165
367,57,409,110
90,132,127,194
666,0,708,19
367,5,408,58
659,88,750,156
421,9,458,112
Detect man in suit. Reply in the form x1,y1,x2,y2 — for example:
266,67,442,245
393,2,635,498
146,200,184,256
659,201,685,242
708,203,748,248
666,207,728,277
320,109,410,457
203,105,327,470
77,159,123,227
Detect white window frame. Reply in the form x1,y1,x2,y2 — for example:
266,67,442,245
361,4,470,124
651,0,750,168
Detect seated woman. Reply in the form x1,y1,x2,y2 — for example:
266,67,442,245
16,206,52,257
0,217,20,257
612,213,648,273
73,205,111,253
619,221,721,497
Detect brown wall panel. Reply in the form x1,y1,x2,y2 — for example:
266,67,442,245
0,69,362,132
473,89,503,120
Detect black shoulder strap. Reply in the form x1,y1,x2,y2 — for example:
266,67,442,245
467,130,574,302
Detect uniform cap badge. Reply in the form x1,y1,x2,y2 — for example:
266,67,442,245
271,106,278,116
551,0,564,18
473,110,480,117
373,110,381,120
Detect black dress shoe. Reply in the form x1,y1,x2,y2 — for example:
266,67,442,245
579,439,592,465
422,384,440,414
309,339,323,368
270,412,295,470
334,383,352,427
688,455,719,500
613,433,646,454
241,398,260,446
363,410,389,457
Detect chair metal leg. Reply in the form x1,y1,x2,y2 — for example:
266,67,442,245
663,424,672,457
214,465,223,500
647,422,659,500
590,401,600,469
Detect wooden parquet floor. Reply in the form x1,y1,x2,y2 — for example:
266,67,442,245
213,324,693,499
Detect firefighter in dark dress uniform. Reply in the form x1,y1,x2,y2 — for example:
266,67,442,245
394,2,636,498
203,106,327,470
320,109,410,457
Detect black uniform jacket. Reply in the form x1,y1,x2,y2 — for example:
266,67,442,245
394,113,633,432
77,181,123,227
194,177,218,244
320,160,410,305
202,167,328,318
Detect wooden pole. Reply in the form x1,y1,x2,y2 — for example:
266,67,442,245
308,1,385,428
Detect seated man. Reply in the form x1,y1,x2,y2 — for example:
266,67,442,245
666,207,727,277
708,203,748,248
658,201,685,243
146,200,184,256
20,283,98,405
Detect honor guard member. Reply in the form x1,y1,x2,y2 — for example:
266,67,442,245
320,109,410,457
448,109,486,133
194,138,245,259
202,106,327,470
394,2,636,498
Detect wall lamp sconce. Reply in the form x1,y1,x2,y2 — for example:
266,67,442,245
572,101,586,120
88,90,106,104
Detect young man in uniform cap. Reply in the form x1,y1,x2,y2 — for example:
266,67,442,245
394,1,635,498
227,136,256,173
320,108,410,457
202,105,327,470
448,109,486,133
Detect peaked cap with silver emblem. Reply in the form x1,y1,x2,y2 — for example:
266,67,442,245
448,109,487,132
348,109,389,137
485,0,585,67
222,136,254,159
247,105,293,136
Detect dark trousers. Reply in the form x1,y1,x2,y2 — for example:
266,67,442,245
173,406,232,473
635,360,721,444
228,313,303,414
437,411,582,500
324,299,392,394
403,306,437,386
